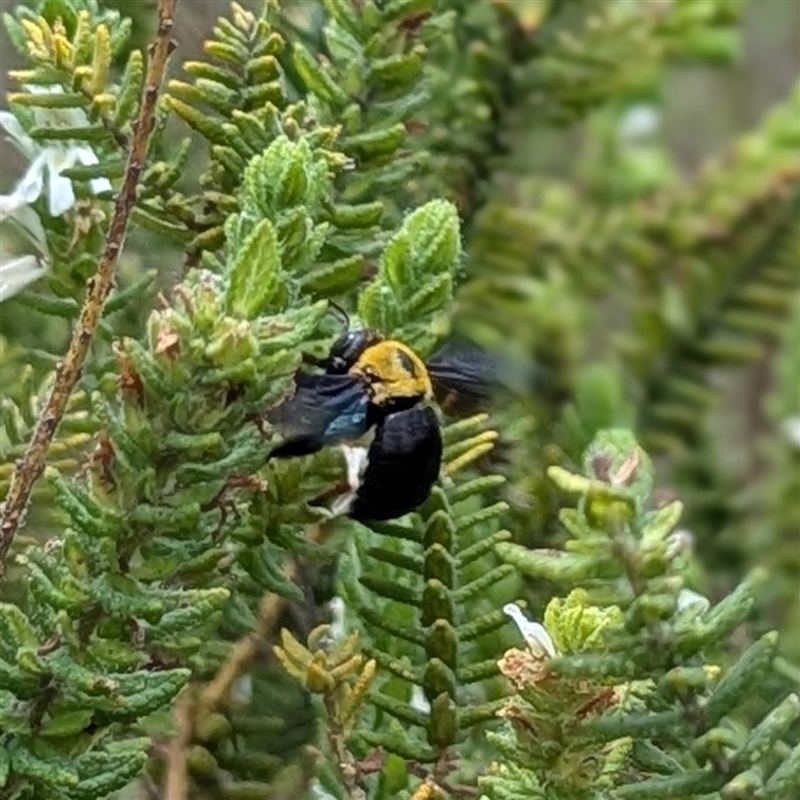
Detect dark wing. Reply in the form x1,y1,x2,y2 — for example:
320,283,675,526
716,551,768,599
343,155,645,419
426,338,499,416
267,372,371,459
350,406,442,522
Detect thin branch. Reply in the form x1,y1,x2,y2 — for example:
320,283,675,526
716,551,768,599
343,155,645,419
323,692,367,800
0,0,180,581
200,523,330,711
159,528,321,797
164,689,193,800
200,589,290,712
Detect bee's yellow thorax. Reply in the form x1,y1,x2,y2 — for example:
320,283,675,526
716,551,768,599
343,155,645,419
352,340,432,404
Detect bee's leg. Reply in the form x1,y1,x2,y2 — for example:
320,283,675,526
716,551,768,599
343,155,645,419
302,352,327,367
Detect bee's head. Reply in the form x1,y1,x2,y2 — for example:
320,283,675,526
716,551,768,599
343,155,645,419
352,340,433,407
324,328,384,374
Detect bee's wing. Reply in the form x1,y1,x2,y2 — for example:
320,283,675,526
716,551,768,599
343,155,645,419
426,338,499,416
267,373,371,458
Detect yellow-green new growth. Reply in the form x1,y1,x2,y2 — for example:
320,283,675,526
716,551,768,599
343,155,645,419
274,625,377,737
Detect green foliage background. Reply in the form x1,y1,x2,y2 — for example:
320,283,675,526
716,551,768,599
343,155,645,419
0,1,797,799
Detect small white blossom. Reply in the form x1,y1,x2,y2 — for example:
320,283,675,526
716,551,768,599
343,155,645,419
410,685,431,714
503,602,558,658
0,85,112,219
1,86,113,303
0,254,48,303
0,202,50,303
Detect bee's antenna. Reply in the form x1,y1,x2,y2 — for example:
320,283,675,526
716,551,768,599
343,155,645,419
328,300,350,331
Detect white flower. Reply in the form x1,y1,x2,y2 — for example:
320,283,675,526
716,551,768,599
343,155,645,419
503,602,558,658
0,254,48,303
410,684,431,713
0,85,112,219
0,203,50,303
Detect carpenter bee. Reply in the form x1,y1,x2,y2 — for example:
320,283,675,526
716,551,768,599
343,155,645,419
266,314,498,522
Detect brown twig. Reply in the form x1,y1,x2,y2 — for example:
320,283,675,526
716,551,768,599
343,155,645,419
322,692,367,800
201,587,291,712
159,522,332,798
0,0,180,582
200,523,330,711
164,688,193,800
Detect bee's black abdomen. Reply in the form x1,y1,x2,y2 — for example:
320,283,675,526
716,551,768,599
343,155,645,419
350,406,442,522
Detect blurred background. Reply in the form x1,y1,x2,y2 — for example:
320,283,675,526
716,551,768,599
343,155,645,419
3,1,799,179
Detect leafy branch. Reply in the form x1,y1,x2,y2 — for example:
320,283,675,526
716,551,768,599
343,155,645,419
0,0,180,581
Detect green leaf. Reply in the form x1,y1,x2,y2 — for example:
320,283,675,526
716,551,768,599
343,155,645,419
293,41,349,107
0,743,8,788
71,741,149,800
381,200,460,297
345,123,407,159
301,255,365,295
327,200,384,229
115,49,143,125
0,604,39,650
704,632,779,724
322,0,367,41
2,13,29,56
167,96,230,145
39,709,94,739
496,543,620,583
239,544,304,602
406,272,453,319
225,218,282,318
383,231,412,292
358,280,398,333
10,91,89,109
9,739,79,788
582,428,654,511
368,50,425,90
40,0,79,35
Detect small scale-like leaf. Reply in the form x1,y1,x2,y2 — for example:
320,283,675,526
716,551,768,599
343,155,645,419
301,255,365,295
293,41,349,107
39,709,94,739
225,218,282,318
358,280,398,333
344,123,407,159
9,739,79,788
406,272,453,320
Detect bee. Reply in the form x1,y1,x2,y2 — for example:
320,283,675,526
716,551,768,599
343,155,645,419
266,317,497,522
